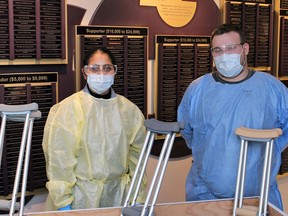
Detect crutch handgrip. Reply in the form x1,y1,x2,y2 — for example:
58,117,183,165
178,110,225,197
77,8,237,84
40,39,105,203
122,205,145,216
0,199,20,211
144,118,184,134
31,110,42,120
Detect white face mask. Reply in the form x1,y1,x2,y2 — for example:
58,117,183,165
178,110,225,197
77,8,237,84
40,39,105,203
214,52,244,78
87,74,114,94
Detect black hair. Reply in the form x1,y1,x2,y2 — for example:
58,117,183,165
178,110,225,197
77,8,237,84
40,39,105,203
83,47,117,66
211,23,246,44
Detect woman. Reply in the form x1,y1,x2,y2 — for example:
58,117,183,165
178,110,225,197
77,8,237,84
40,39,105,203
42,47,146,210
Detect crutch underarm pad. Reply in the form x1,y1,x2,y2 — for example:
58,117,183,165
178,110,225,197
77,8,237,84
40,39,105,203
235,127,282,141
0,103,38,113
144,118,184,134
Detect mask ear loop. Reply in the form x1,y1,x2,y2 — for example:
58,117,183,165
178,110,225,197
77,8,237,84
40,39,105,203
241,42,250,66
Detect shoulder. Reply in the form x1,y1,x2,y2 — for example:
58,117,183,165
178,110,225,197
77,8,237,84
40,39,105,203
254,71,286,86
50,92,87,112
253,71,288,94
186,73,213,93
116,94,140,109
116,94,144,118
179,74,213,107
254,71,280,82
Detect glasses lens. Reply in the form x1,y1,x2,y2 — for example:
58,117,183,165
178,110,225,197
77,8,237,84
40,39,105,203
86,64,115,73
225,44,236,52
211,47,222,55
89,65,100,72
211,44,242,56
103,64,114,72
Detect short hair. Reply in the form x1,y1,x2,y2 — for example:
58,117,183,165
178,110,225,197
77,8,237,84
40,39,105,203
83,47,117,66
211,23,246,44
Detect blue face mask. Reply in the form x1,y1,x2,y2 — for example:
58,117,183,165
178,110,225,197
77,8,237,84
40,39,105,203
214,52,244,78
87,74,114,94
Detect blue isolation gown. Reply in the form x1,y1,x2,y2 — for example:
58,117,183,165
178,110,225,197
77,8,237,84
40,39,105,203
177,71,288,209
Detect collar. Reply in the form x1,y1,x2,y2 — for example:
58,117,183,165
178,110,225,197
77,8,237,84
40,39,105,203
87,85,111,99
212,69,255,84
82,85,117,99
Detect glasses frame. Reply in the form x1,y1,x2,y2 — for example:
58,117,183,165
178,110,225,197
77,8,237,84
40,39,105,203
84,64,117,74
210,43,244,56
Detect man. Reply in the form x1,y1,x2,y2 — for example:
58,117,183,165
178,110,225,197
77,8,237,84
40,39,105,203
177,23,288,210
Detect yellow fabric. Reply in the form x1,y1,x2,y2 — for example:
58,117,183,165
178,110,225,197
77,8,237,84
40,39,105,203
42,91,146,210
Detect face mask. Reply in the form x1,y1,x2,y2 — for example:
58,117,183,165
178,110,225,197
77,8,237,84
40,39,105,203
214,52,244,78
87,74,114,94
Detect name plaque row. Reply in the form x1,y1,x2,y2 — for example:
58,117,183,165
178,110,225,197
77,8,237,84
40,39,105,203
0,0,67,65
155,35,212,122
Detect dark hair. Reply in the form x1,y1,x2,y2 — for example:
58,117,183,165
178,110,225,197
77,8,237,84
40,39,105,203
83,47,116,66
211,23,246,44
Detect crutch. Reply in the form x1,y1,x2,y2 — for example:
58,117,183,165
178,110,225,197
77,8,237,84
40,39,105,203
121,118,184,216
233,127,282,216
0,103,41,216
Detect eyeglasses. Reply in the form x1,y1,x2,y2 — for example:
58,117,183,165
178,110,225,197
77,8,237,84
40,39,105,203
210,43,244,56
84,64,117,74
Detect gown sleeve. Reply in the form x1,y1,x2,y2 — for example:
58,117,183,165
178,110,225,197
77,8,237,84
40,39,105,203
42,101,83,209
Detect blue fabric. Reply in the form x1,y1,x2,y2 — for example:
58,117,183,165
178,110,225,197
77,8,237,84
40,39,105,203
177,71,288,210
58,204,72,211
